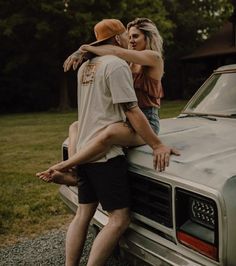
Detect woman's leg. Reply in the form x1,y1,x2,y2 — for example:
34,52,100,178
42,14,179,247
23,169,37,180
99,122,145,147
53,120,80,185
36,121,79,185
68,121,79,158
141,107,160,135
37,122,144,184
56,122,144,171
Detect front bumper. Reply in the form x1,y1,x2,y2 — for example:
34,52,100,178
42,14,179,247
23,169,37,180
92,209,202,266
59,185,213,266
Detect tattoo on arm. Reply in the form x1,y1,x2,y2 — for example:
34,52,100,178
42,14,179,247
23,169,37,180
121,101,138,112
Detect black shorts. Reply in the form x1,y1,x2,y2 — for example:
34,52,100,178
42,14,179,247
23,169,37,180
77,156,130,211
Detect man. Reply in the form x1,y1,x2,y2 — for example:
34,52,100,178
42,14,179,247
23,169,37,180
52,19,178,266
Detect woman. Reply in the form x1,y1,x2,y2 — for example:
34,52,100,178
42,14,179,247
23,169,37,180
37,18,166,184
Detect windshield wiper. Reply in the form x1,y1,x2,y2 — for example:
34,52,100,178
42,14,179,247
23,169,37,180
229,114,236,118
178,114,217,121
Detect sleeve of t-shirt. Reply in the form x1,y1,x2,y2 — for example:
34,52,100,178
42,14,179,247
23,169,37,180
106,64,137,104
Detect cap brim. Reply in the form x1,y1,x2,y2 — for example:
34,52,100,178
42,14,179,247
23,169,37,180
89,39,104,46
89,35,115,46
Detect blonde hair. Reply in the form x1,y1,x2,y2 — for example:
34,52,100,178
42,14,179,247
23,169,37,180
127,18,163,58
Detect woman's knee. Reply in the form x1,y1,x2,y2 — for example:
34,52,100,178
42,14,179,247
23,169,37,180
69,121,79,134
99,124,120,145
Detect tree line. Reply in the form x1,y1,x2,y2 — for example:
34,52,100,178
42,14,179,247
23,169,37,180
0,0,233,113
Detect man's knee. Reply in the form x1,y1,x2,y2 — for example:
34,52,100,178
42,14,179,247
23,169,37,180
76,203,98,224
108,208,131,233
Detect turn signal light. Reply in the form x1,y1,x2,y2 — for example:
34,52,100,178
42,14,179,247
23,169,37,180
177,231,218,261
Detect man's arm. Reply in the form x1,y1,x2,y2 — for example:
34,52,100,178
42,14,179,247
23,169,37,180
123,104,180,171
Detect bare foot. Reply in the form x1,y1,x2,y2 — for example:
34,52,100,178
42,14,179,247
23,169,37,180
50,169,77,186
36,169,77,186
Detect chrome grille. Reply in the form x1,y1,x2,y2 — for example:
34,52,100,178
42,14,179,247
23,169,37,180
129,171,173,228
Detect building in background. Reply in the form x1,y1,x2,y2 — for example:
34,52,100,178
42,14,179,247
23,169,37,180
181,4,236,98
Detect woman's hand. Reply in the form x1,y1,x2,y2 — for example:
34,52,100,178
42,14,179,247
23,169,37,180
79,44,91,53
63,51,85,72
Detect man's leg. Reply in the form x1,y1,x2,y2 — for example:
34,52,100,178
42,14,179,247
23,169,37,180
87,207,130,266
65,202,98,266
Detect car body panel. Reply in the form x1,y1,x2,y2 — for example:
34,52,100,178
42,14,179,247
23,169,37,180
128,117,236,190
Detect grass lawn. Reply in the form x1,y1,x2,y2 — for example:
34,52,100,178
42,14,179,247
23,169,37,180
0,100,187,247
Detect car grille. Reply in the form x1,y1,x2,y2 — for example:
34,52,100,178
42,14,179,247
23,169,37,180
129,171,173,228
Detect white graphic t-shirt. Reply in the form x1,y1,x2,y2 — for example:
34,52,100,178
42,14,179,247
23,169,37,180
76,55,137,162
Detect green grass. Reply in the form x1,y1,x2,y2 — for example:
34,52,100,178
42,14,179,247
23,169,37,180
0,100,187,247
160,99,188,119
0,111,77,246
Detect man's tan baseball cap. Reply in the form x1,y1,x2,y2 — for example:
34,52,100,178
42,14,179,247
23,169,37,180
90,19,126,45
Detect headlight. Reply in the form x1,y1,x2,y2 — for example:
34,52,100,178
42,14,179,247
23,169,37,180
176,188,218,261
190,197,215,229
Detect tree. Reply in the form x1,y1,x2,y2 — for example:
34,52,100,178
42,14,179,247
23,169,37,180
162,0,233,98
0,0,126,112
0,0,234,112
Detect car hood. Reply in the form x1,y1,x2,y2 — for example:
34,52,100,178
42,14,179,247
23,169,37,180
127,116,236,190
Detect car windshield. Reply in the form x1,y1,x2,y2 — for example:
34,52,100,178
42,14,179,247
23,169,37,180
183,72,236,117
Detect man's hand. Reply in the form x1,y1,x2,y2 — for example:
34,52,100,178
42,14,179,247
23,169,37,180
36,168,77,186
36,168,54,182
153,144,180,171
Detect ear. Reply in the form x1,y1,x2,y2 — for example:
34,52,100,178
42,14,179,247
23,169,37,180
115,35,121,45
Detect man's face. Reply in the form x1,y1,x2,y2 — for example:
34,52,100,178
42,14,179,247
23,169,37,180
118,31,129,49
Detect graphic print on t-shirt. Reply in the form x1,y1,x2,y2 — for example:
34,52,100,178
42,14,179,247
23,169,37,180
81,63,97,85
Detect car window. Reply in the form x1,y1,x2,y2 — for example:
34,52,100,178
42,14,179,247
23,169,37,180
184,72,236,116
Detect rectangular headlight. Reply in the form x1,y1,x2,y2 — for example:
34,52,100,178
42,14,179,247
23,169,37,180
189,197,215,229
176,188,218,261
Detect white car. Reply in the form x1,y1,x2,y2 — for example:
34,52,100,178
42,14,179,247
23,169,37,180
60,64,236,266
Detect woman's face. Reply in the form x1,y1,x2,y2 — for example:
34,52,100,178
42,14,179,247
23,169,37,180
128,26,146,51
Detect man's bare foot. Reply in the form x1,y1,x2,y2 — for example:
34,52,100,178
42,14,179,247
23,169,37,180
36,169,77,186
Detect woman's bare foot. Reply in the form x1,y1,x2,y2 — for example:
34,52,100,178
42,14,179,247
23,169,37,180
36,169,77,186
50,169,77,186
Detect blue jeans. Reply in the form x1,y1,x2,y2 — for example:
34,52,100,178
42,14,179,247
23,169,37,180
141,107,160,134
